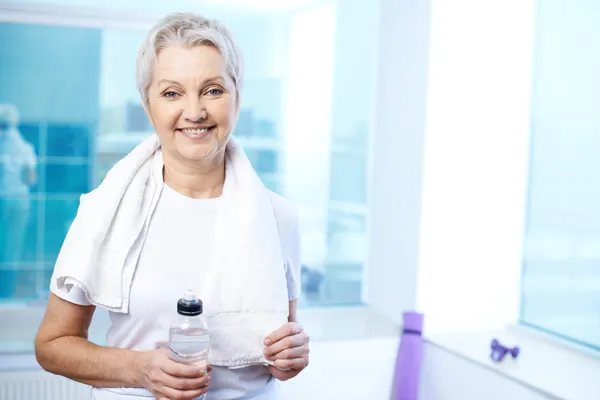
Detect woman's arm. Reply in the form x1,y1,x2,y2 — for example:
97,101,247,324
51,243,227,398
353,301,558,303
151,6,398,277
34,293,141,387
35,293,209,400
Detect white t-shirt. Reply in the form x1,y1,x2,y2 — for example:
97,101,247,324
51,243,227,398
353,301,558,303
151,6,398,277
51,184,301,400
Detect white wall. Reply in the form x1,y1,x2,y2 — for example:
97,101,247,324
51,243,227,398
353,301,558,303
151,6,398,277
367,0,536,335
416,0,535,334
366,0,431,324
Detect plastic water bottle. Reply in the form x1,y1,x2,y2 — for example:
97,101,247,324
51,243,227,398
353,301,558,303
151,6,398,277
169,290,210,398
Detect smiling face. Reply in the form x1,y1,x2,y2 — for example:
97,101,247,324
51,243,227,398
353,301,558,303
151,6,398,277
144,44,238,163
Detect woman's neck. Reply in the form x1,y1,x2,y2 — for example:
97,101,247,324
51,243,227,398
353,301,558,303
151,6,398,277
162,152,226,199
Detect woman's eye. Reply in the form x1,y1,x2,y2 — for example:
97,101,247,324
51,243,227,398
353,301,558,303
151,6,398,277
206,88,223,96
164,91,180,98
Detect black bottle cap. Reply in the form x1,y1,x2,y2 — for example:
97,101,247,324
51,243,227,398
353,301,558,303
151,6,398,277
177,290,203,316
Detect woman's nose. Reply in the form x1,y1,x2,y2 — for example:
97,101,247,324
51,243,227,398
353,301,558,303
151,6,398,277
183,98,207,122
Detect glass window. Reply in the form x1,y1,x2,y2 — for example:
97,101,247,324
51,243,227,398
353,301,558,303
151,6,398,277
520,0,600,350
0,0,379,352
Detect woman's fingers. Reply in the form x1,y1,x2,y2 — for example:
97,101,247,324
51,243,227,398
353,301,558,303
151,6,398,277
264,330,308,357
274,357,309,371
160,359,208,378
161,371,211,391
267,345,308,361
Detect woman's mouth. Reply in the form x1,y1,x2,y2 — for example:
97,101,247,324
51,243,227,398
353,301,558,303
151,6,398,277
178,126,215,140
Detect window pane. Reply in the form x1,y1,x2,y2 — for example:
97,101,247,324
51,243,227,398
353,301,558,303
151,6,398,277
0,21,102,307
0,0,378,352
520,0,600,350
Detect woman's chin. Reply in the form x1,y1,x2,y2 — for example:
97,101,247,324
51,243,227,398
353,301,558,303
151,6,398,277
178,142,220,162
161,132,228,162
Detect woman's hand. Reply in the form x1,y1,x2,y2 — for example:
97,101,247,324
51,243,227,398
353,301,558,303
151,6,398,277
137,349,211,400
263,322,310,381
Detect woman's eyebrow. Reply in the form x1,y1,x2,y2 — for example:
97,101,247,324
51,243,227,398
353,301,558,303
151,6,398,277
202,76,226,84
157,79,181,86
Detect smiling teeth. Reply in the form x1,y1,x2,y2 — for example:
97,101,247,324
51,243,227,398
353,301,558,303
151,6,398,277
182,128,209,134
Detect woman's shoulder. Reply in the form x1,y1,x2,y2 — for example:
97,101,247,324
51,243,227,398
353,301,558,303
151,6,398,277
267,190,299,233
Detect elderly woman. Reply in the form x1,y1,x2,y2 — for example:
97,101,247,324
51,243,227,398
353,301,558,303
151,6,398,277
34,13,309,400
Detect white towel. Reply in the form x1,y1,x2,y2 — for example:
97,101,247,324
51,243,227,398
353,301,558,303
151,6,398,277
52,134,290,368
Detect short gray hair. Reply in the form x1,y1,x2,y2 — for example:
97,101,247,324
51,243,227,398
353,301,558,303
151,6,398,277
136,12,244,103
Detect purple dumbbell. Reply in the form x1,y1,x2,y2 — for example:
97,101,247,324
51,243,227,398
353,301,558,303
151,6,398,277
490,338,519,363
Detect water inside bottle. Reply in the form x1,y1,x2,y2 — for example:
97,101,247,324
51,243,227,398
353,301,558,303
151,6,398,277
168,327,210,370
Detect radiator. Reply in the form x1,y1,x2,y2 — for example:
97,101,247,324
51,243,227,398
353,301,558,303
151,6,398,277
0,370,90,400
